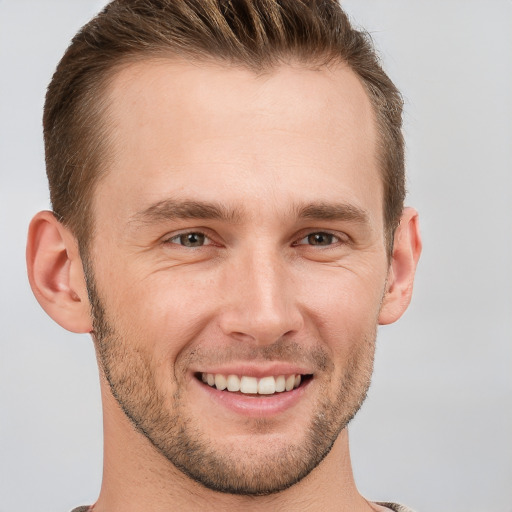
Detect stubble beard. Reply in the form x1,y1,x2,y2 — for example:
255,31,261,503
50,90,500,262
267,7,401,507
84,263,377,496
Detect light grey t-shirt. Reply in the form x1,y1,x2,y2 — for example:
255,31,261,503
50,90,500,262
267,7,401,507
377,503,417,512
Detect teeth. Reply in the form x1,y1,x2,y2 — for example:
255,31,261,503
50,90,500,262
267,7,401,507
240,376,258,394
227,374,240,392
258,376,276,395
201,372,305,395
214,374,227,391
275,375,286,392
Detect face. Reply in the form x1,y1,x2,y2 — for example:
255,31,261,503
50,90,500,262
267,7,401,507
86,59,389,495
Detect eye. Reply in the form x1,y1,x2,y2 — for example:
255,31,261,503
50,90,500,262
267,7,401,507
167,232,211,247
296,232,340,246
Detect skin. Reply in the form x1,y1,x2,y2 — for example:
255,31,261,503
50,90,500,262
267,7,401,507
27,59,421,511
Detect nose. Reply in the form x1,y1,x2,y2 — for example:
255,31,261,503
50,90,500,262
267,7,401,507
218,248,304,345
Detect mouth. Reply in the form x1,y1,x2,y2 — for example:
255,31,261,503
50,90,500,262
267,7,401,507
196,372,313,396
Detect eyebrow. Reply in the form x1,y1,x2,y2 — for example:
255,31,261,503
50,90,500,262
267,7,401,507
129,198,369,226
295,202,370,224
129,199,244,225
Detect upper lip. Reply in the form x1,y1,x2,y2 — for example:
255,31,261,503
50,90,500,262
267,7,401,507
191,363,313,378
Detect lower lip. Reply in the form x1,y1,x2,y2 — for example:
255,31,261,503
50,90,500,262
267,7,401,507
194,378,311,418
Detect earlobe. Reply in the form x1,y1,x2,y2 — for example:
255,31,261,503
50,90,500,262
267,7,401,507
378,207,422,325
26,211,92,333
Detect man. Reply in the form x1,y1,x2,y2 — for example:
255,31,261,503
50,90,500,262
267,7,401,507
26,0,421,510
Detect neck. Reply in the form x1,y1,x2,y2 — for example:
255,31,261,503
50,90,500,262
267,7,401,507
94,383,372,512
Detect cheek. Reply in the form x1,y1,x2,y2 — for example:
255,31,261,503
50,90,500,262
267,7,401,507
104,268,217,355
301,266,385,349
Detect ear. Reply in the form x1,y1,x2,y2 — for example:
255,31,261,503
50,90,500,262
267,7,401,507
378,207,422,325
26,211,92,333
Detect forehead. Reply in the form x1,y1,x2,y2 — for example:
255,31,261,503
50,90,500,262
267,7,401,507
97,58,381,224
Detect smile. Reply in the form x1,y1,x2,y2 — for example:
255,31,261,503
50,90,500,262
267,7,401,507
199,373,309,395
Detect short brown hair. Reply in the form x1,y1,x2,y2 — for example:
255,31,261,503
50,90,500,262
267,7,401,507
44,0,405,253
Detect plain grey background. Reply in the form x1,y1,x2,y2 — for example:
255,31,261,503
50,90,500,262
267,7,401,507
1,1,511,511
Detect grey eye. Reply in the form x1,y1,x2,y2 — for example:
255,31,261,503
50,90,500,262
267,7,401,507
172,232,207,247
300,232,338,246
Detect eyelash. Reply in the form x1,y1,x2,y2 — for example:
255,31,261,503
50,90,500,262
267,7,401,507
294,232,342,247
166,231,214,248
165,230,345,248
